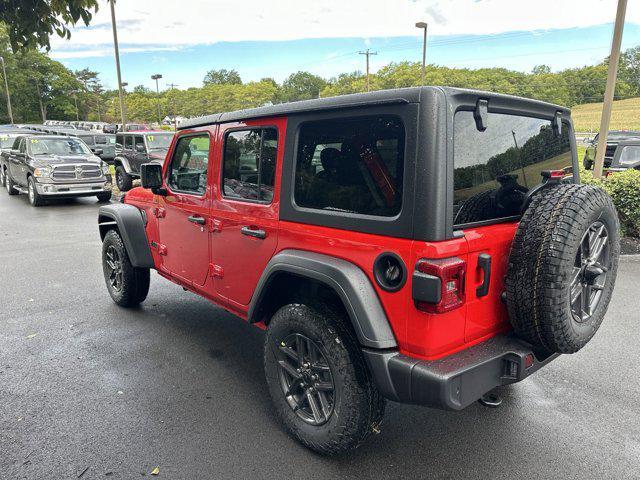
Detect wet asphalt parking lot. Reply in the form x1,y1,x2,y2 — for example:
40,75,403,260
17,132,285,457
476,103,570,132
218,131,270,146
1,191,639,480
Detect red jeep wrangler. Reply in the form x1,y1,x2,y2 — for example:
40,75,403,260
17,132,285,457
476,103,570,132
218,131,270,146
98,87,620,455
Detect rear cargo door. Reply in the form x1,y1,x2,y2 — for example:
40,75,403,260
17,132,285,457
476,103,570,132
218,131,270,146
452,108,574,343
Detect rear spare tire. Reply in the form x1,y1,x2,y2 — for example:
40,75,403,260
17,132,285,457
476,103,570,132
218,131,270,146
506,184,620,354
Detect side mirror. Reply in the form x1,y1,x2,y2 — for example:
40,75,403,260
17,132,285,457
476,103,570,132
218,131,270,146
135,143,146,153
92,148,103,156
140,162,166,195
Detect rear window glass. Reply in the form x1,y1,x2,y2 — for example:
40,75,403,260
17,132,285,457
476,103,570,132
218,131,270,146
453,111,572,226
294,115,404,217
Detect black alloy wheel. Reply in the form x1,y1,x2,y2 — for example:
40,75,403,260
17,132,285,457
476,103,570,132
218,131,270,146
104,244,123,292
275,333,335,426
570,221,610,323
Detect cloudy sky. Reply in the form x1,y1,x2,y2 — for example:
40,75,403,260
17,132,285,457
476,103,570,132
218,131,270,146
49,0,640,90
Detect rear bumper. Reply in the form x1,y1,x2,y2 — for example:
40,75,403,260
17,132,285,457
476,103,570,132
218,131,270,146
364,334,558,410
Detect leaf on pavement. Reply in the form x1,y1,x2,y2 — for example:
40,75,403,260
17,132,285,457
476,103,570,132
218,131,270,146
26,333,37,339
151,466,160,475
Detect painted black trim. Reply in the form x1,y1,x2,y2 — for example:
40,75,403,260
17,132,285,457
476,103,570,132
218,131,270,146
248,249,397,349
97,203,154,269
412,271,441,304
279,104,419,239
363,334,559,409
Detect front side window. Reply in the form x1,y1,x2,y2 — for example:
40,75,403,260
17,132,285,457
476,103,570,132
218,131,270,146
294,116,404,217
453,111,572,226
167,134,210,195
222,128,278,202
115,134,123,151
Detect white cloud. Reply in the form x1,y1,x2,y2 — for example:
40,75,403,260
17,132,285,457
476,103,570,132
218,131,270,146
49,0,640,58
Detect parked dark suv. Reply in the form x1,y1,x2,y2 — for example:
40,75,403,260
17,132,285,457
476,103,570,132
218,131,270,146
113,131,174,191
583,130,640,169
4,135,112,206
98,87,620,454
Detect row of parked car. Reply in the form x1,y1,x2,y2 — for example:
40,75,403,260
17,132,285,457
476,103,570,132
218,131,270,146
0,123,175,206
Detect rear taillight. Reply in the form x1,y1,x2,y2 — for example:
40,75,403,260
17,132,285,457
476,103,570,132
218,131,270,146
414,257,466,313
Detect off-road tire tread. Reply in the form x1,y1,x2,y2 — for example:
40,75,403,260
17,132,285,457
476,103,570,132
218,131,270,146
454,189,494,224
115,165,133,192
264,303,385,455
506,184,620,353
102,230,150,307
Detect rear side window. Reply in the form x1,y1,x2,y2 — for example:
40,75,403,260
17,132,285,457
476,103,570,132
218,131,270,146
453,111,572,226
167,134,210,195
294,116,404,217
134,136,145,152
222,128,278,203
124,135,133,150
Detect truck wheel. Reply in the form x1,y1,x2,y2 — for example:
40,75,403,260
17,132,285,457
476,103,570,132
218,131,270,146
506,184,620,354
115,165,133,192
27,177,45,207
5,172,18,195
0,167,5,187
102,229,150,307
96,192,112,202
264,303,385,455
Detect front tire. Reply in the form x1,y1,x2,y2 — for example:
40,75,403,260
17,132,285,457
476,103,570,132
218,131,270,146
102,229,150,307
28,177,45,207
96,191,112,202
5,172,18,195
115,165,133,192
264,303,385,455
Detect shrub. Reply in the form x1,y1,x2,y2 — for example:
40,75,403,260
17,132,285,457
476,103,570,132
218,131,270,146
580,167,640,237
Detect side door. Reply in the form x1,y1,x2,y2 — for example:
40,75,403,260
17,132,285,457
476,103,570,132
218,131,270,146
132,135,148,174
210,120,284,307
156,131,213,286
10,137,27,186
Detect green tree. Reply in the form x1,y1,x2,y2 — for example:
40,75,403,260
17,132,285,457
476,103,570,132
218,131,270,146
203,69,242,86
280,71,326,102
0,0,98,51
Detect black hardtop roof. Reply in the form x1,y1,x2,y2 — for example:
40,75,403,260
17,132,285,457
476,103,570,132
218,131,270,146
116,130,173,136
178,86,571,130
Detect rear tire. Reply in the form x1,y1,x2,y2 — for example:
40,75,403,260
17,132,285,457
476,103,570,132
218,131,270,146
0,167,5,188
264,303,385,455
506,184,620,354
115,165,133,192
102,229,150,307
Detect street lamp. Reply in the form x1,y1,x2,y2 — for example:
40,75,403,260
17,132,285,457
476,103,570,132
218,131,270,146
0,56,14,124
108,0,126,128
415,22,428,86
151,73,163,125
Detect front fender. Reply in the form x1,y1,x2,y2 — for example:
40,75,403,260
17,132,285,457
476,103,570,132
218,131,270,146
98,203,154,268
248,249,397,350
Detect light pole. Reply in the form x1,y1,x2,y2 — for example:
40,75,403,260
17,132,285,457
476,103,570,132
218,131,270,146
151,73,162,125
0,56,13,123
415,22,428,86
108,0,126,129
120,82,128,130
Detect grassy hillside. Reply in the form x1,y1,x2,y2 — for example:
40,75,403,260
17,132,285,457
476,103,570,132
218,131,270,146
572,97,640,132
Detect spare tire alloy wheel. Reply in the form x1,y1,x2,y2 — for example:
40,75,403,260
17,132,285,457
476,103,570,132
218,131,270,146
570,222,610,323
275,333,335,426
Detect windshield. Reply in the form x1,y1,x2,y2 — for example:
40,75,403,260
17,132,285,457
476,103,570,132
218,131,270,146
28,137,92,156
0,134,15,148
145,133,173,151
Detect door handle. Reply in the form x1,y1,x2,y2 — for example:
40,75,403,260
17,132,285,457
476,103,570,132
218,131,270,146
241,226,266,239
476,253,492,298
187,215,206,225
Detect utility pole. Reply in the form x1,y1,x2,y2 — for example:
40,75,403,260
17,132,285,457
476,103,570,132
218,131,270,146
594,0,628,178
358,49,377,92
167,83,178,130
415,22,428,86
73,92,79,121
108,0,126,129
151,74,163,125
34,79,45,121
0,56,13,123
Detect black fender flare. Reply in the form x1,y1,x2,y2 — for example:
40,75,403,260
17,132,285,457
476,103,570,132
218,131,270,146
248,249,397,349
113,156,133,174
98,203,154,268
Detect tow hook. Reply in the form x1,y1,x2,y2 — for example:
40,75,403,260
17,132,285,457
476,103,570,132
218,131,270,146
478,391,503,408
